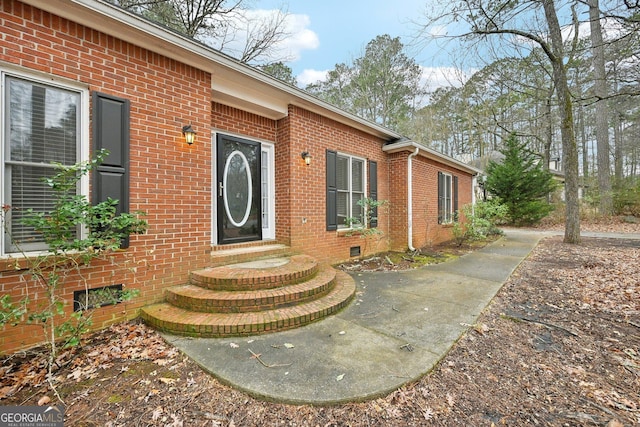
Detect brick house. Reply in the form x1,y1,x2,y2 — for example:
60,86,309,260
0,0,479,353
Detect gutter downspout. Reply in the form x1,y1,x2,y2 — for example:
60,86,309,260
407,146,420,251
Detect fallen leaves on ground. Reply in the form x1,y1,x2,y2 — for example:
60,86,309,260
338,236,499,272
1,222,639,426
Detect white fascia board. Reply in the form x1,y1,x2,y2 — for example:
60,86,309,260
22,0,401,140
383,141,482,175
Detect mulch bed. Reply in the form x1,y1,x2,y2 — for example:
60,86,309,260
1,233,639,426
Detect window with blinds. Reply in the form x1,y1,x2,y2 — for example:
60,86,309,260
336,154,365,228
437,172,458,224
3,75,80,253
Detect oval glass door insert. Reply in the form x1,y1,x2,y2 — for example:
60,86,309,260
223,150,252,227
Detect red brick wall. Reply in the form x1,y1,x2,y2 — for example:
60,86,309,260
388,152,409,251
211,103,277,142
0,0,477,354
207,101,400,263
275,114,292,245
0,1,212,352
389,153,474,250
209,106,470,264
285,106,391,264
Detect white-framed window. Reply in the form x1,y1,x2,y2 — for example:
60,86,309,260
336,153,366,229
326,150,377,232
1,69,88,255
438,171,458,224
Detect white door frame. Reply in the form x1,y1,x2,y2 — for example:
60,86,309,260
211,132,275,245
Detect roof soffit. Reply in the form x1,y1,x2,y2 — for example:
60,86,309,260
383,141,481,175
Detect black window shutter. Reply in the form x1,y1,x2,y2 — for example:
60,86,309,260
92,92,130,247
368,160,378,228
453,175,459,222
437,172,444,224
326,150,338,231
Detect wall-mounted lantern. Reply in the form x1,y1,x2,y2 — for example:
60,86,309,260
182,124,196,145
301,151,311,166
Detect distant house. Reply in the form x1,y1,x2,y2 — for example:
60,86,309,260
0,0,479,352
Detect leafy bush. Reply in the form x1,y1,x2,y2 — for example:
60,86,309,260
0,150,147,398
613,179,640,216
473,199,510,232
344,197,389,256
451,202,507,246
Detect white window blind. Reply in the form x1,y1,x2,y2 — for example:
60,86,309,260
4,75,79,252
336,154,365,228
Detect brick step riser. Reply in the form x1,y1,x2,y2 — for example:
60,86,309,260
141,251,356,338
190,266,318,291
211,240,282,252
209,247,292,268
141,282,355,338
166,277,336,313
148,299,352,337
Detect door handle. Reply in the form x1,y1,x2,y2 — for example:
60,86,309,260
218,182,223,197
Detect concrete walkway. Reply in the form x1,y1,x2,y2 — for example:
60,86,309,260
161,230,551,404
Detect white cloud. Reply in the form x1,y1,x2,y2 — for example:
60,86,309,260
296,69,329,86
203,9,319,64
513,16,624,52
561,17,626,43
420,66,472,92
274,13,320,61
428,24,449,38
239,10,319,62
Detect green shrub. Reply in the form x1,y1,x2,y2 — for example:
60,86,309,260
485,134,557,226
344,197,389,256
0,150,147,399
613,179,640,216
473,199,509,231
451,202,507,246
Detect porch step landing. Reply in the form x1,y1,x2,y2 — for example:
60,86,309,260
210,241,290,267
141,254,355,338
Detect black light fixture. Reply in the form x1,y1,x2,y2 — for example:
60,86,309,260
301,151,311,166
182,124,196,145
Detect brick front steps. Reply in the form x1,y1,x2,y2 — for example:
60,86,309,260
210,242,290,267
141,254,355,338
191,254,319,291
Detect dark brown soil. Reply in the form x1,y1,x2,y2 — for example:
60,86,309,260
1,223,639,426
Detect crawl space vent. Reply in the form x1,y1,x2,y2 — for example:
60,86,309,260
74,284,124,311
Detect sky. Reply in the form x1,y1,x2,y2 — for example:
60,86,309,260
251,0,464,90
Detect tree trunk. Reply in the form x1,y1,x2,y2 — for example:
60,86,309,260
589,0,613,214
542,0,580,243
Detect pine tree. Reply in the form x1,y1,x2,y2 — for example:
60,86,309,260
485,134,557,226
